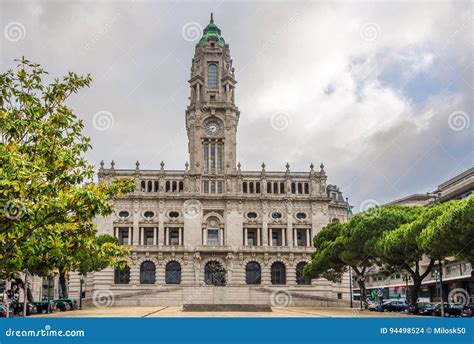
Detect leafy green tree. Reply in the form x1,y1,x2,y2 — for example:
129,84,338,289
305,206,420,308
420,195,474,264
0,58,133,297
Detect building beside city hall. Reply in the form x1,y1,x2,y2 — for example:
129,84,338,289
69,15,350,307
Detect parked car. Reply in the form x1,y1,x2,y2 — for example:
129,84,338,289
10,302,37,316
0,304,13,317
463,303,474,317
378,300,408,312
408,302,437,316
367,302,380,311
33,301,57,314
52,300,71,312
433,303,465,317
54,298,77,310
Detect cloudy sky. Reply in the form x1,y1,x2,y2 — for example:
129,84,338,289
1,0,472,211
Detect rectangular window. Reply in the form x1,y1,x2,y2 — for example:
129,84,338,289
210,95,216,102
169,228,180,245
207,229,219,246
296,229,307,247
145,228,154,245
247,229,257,246
119,228,129,245
272,230,282,246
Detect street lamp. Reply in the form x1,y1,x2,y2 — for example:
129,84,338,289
349,267,353,308
79,275,85,310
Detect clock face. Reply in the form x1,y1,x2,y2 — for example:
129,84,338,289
206,121,220,136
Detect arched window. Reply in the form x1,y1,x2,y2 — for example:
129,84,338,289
178,181,184,192
154,181,159,192
165,261,181,284
246,262,261,285
166,181,171,192
271,262,286,285
243,182,248,193
208,63,218,88
147,181,152,192
256,182,261,193
172,181,177,192
296,262,311,285
114,266,130,284
280,182,285,194
291,183,296,194
249,182,254,193
141,181,146,192
273,182,278,194
267,182,272,193
140,261,156,284
204,261,226,286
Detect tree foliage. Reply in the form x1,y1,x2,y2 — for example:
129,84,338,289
0,58,133,283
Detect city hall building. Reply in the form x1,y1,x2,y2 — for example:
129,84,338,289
71,15,350,307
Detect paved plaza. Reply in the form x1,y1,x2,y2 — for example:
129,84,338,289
35,307,418,318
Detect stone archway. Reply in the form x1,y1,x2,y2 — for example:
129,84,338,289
204,260,226,286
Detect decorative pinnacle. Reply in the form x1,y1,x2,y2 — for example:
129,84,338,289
185,161,189,170
310,162,314,171
110,160,115,169
237,162,241,172
320,163,325,172
160,161,165,170
99,160,104,169
285,162,290,171
210,12,214,23
261,162,266,170
135,160,140,170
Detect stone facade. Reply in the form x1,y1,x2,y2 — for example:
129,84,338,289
70,15,350,307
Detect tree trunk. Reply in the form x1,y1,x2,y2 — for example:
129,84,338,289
357,280,368,309
59,272,68,298
410,276,421,306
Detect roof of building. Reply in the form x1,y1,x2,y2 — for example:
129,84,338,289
198,13,226,47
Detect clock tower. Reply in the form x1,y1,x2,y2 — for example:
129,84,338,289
185,13,239,176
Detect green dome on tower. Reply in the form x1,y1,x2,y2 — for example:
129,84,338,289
198,13,226,46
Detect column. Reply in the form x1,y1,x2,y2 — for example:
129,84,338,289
282,229,286,246
220,228,224,246
140,227,144,245
203,228,208,246
257,228,261,246
158,220,164,246
306,229,311,247
165,228,169,246
262,212,268,246
154,227,158,245
269,229,273,246
293,228,297,247
178,227,182,246
197,83,200,102
244,228,248,246
114,227,118,239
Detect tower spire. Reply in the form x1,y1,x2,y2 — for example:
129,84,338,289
210,12,214,23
